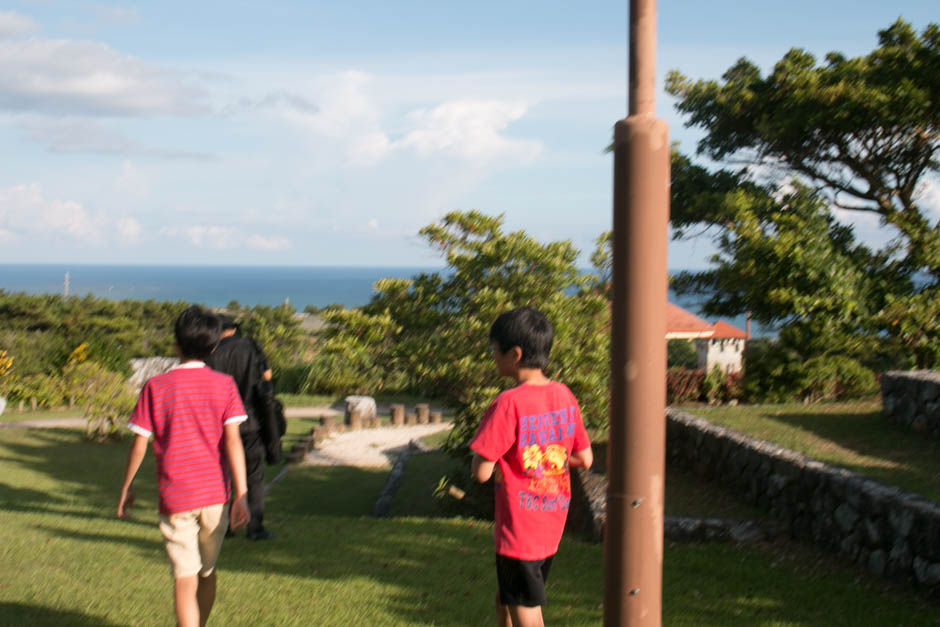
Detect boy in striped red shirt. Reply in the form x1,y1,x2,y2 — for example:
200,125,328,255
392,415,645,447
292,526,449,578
117,306,251,627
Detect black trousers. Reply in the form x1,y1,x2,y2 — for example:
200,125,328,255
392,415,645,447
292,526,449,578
242,430,267,535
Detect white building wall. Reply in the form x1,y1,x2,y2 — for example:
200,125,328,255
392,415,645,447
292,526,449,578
695,338,745,373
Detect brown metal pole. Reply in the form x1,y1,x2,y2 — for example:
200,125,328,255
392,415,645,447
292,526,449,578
604,0,669,625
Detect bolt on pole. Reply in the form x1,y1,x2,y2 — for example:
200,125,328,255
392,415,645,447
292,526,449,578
604,0,669,625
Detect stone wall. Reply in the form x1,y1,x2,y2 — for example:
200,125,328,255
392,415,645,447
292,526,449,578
881,370,940,437
666,408,940,596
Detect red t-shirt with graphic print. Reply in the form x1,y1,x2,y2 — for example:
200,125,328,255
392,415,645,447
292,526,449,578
470,381,591,560
128,362,247,515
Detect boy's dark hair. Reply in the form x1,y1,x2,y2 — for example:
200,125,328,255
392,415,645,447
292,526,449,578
174,306,222,360
217,314,238,332
489,307,553,370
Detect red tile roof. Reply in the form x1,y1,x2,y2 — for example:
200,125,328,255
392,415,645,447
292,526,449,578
665,302,714,339
712,320,748,339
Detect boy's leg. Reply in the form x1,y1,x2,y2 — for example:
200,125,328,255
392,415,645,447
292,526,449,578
495,592,511,627
196,571,217,627
508,605,544,627
161,511,203,627
174,575,200,627
195,503,230,624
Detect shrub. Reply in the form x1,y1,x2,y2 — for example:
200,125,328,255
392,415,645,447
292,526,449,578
741,339,806,402
667,367,705,404
798,355,878,402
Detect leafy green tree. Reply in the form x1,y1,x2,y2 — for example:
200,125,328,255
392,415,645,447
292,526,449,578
665,20,939,368
315,210,610,448
666,19,939,277
667,339,698,370
228,303,306,382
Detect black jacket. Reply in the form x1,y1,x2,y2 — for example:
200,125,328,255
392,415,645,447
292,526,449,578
207,335,283,464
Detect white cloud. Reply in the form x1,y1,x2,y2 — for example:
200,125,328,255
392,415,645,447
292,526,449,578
244,234,291,251
113,161,150,196
117,216,141,242
367,219,379,229
16,116,214,158
0,183,105,242
915,177,940,221
94,6,140,26
274,71,391,166
0,34,208,116
0,11,36,38
160,225,291,251
270,72,542,168
400,100,542,164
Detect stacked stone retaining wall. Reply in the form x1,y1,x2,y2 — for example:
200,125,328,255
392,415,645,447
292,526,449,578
666,408,940,596
881,370,940,437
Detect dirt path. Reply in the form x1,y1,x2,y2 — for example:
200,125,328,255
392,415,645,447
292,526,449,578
301,423,452,467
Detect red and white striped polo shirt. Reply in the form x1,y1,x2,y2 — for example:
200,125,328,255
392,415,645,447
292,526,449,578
128,361,247,515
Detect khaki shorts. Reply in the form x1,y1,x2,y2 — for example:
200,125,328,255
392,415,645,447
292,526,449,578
159,503,229,579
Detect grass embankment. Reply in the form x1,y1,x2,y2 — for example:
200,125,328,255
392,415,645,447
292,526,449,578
1,422,936,625
683,399,940,502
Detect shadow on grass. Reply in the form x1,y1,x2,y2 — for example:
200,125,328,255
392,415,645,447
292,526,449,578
753,407,940,501
0,428,159,519
589,440,770,521
0,602,120,626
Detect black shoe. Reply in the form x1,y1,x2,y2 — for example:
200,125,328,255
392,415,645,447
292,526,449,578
247,528,276,541
225,529,235,538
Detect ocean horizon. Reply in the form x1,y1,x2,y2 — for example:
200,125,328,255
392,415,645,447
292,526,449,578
0,263,773,336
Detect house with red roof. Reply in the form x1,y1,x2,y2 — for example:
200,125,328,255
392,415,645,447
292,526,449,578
665,303,747,373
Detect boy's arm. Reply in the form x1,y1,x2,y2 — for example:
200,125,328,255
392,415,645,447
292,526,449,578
569,445,594,470
117,434,148,519
471,452,497,483
223,422,251,529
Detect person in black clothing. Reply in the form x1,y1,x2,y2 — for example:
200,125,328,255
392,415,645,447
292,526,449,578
206,315,283,541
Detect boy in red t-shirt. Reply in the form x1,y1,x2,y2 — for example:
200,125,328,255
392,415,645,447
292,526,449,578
117,306,251,627
470,307,593,627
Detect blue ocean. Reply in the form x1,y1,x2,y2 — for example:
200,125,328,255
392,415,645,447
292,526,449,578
0,264,773,336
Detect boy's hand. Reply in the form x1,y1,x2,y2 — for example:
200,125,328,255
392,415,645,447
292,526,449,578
230,493,250,530
117,487,135,519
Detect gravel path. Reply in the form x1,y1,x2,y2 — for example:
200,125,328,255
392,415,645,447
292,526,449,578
301,423,452,467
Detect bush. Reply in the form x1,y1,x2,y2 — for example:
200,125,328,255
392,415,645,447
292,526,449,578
741,339,806,402
667,367,705,404
798,355,877,402
743,339,878,403
275,363,313,395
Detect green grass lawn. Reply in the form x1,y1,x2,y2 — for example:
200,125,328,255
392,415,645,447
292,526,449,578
1,427,936,625
683,399,940,502
0,406,83,424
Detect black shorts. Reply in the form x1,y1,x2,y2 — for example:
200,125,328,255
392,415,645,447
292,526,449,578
495,554,554,607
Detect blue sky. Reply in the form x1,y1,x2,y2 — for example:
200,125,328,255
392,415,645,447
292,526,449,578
1,1,937,268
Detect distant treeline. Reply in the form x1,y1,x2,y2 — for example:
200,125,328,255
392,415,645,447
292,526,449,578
0,290,310,409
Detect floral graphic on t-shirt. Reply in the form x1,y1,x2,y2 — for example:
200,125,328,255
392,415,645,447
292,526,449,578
521,443,570,495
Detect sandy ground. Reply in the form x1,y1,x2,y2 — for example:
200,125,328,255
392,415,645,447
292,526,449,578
301,423,452,467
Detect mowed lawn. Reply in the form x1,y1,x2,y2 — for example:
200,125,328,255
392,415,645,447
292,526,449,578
0,427,936,626
685,399,940,502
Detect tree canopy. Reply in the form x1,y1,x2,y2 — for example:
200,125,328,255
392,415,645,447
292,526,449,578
313,210,610,447
666,19,939,277
665,19,939,368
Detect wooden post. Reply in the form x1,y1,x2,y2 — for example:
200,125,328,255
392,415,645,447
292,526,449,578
416,403,430,424
430,411,442,424
391,404,405,426
405,412,417,426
